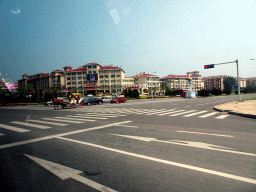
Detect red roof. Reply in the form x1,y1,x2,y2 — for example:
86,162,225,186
160,75,197,79
131,73,158,78
99,66,122,70
65,68,86,72
84,84,97,87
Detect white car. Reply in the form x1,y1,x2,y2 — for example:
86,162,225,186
101,96,112,103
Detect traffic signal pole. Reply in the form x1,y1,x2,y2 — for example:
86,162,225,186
204,60,241,102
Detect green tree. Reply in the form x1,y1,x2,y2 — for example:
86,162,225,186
223,76,236,90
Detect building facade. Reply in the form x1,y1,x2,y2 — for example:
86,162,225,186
202,75,227,91
160,71,203,92
64,63,134,95
245,77,256,87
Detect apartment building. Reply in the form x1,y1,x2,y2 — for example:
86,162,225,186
245,77,256,87
202,75,227,91
132,72,160,94
234,77,247,89
160,71,203,92
18,70,65,92
64,63,134,95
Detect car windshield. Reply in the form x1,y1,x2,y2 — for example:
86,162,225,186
1,1,255,191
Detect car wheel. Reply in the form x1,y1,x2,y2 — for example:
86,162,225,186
99,102,101,105
88,103,90,106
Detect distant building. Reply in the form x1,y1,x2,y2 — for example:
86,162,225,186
64,63,133,95
202,75,227,91
132,72,160,95
245,77,256,87
160,71,203,92
234,77,247,89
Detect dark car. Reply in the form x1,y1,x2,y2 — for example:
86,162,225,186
81,98,103,105
110,97,127,104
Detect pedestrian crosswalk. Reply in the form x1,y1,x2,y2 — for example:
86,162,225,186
0,107,230,135
65,107,230,120
0,113,126,135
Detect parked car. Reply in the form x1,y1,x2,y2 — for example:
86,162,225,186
44,101,53,106
110,97,127,104
81,98,103,105
87,94,94,97
101,96,112,103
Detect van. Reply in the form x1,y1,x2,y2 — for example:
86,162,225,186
101,96,112,103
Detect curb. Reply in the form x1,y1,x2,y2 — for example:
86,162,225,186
213,106,256,119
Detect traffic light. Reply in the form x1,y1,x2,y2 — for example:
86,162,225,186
204,64,214,69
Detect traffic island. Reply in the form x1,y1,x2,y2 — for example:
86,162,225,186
213,100,256,119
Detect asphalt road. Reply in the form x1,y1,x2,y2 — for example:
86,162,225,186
0,94,256,192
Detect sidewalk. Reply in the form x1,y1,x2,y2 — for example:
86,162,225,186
213,100,256,119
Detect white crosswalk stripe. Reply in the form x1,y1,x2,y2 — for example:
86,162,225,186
10,121,51,129
184,111,208,117
67,115,108,120
199,112,219,118
27,120,68,126
169,110,197,116
54,117,96,122
215,115,230,119
0,123,30,132
42,118,84,124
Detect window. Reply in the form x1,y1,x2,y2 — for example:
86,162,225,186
104,71,109,73
111,80,115,83
72,82,76,85
100,80,104,83
105,85,109,88
78,81,82,84
89,71,92,74
93,65,96,68
78,76,82,80
67,77,71,80
88,65,92,69
105,75,109,78
110,70,115,73
83,76,86,79
99,71,104,74
117,80,121,82
77,72,81,75
72,77,76,80
99,75,103,78
67,82,71,85
117,75,120,78
67,73,71,75
111,75,115,78
83,81,87,84
111,85,115,87
83,72,87,74
117,84,121,87
105,80,109,83
72,73,76,75
116,70,120,73
93,71,96,74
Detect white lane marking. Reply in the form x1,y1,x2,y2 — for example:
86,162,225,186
216,115,229,119
0,133,5,136
177,130,233,137
10,121,51,129
114,125,138,128
145,109,175,115
184,110,208,117
157,109,178,116
27,120,68,126
24,154,117,192
169,110,197,116
0,121,132,149
55,117,96,122
198,112,219,118
41,118,84,124
184,106,191,108
110,134,255,156
0,123,30,133
67,115,108,120
77,114,118,118
57,137,256,185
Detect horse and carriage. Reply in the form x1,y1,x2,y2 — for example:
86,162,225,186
53,92,83,110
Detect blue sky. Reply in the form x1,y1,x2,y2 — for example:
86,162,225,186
0,0,256,83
